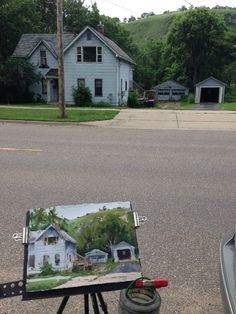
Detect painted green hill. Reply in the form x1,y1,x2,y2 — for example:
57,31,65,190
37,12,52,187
124,9,236,47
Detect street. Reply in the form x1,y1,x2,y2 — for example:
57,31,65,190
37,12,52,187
0,122,236,313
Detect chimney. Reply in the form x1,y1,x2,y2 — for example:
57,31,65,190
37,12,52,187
96,23,105,35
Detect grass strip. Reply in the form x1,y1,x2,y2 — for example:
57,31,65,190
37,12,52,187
26,279,67,291
0,107,119,122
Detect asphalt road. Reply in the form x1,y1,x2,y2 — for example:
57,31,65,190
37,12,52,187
0,122,236,313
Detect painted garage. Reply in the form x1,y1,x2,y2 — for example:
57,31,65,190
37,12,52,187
153,80,189,101
195,77,225,104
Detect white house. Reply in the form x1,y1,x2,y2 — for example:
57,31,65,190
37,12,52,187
111,241,136,263
13,25,135,105
27,224,77,274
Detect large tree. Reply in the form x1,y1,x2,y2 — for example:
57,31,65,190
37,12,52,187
166,7,235,89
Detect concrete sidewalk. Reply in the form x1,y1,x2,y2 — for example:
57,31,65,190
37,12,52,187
80,109,236,130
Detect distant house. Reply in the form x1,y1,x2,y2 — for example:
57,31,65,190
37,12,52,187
85,249,108,264
111,241,136,262
13,25,135,105
195,76,225,103
27,224,77,274
153,80,189,101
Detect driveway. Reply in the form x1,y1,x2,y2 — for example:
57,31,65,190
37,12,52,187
80,109,236,130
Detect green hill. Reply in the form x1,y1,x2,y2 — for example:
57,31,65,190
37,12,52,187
124,9,236,47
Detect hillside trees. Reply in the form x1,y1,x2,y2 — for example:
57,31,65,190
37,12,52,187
165,7,236,90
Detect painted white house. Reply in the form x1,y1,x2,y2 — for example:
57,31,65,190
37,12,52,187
85,249,108,264
13,25,135,105
111,241,136,263
27,224,77,274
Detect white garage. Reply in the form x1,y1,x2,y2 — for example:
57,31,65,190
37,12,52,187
195,77,225,104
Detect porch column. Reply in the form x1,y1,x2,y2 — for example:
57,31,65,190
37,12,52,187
46,79,51,103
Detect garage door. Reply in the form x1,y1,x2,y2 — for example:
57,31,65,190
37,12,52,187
200,87,219,103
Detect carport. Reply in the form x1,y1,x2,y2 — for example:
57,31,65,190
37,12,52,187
195,77,225,104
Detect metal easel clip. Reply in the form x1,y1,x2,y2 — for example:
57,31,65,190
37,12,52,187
12,227,28,244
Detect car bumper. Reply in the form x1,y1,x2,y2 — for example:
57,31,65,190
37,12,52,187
219,228,236,314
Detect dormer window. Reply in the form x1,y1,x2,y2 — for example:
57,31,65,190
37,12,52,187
77,46,102,63
40,50,48,67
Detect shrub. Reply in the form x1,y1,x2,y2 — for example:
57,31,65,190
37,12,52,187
40,263,54,276
72,85,92,106
187,93,195,104
224,94,236,103
127,90,141,108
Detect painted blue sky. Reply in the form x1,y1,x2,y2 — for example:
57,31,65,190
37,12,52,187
30,202,131,220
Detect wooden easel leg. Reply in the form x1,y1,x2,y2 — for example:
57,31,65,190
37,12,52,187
90,293,100,314
97,292,108,314
84,294,89,313
57,296,70,314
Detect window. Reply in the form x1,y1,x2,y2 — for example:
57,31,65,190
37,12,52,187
172,89,185,95
40,50,47,67
125,81,128,91
44,236,59,245
77,46,102,63
77,79,85,87
43,255,50,266
77,47,82,62
97,47,102,62
42,78,47,94
84,47,96,62
157,89,170,95
95,79,103,96
55,254,60,266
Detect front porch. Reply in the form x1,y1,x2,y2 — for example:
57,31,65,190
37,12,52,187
46,69,58,103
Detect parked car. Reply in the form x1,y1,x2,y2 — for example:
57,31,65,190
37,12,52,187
219,228,236,313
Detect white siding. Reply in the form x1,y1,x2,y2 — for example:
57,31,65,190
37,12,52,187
28,43,57,101
64,32,118,105
119,60,133,104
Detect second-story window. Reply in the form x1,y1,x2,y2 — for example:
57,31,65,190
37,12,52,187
77,46,102,63
40,50,47,67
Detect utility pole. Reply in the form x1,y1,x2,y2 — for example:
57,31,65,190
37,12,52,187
57,0,65,118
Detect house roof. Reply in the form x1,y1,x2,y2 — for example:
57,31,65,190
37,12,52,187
153,80,188,90
85,249,108,256
29,224,76,244
12,33,76,58
112,241,135,249
46,68,58,78
13,26,135,65
195,76,225,87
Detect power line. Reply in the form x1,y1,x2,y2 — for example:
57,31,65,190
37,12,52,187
97,0,140,16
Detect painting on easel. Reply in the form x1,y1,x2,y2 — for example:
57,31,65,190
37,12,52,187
23,202,142,299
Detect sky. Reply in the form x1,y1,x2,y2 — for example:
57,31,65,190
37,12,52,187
84,0,236,20
31,201,131,220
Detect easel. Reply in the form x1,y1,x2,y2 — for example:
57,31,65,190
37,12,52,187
57,293,108,314
0,280,109,314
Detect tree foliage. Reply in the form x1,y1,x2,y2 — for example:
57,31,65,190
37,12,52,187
166,7,236,89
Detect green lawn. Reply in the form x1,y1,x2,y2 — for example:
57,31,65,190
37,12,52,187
26,279,67,291
219,103,236,111
156,102,197,110
0,107,119,122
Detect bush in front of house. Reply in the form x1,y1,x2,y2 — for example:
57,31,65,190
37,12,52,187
127,90,141,108
224,94,236,103
187,93,195,104
40,263,54,276
72,85,92,106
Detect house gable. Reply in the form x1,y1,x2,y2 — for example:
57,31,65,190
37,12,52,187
64,26,135,65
